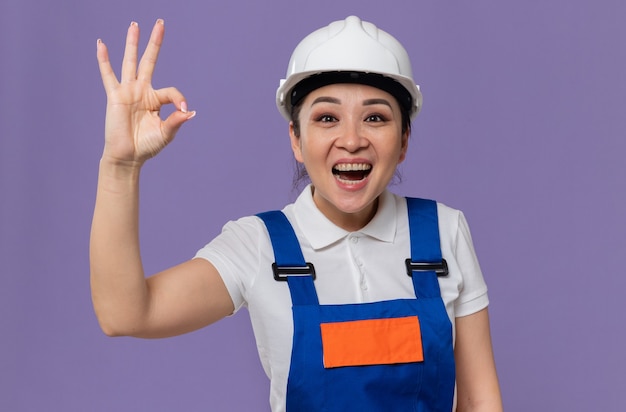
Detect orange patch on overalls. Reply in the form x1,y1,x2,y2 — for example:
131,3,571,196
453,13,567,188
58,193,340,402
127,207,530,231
320,316,424,368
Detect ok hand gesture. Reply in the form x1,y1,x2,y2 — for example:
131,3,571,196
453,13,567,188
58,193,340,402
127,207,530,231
96,20,195,165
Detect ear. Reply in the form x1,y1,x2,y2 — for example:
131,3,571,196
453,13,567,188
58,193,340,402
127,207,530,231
289,122,304,163
397,129,410,164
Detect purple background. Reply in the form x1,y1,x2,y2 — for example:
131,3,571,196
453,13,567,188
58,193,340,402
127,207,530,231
1,0,624,410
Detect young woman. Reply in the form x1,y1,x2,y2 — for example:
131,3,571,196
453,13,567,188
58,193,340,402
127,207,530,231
91,16,502,411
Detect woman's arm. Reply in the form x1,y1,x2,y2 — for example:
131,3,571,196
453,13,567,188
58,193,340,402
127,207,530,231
90,20,233,338
454,308,503,412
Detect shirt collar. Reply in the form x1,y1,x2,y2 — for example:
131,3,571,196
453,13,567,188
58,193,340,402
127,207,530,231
293,185,398,250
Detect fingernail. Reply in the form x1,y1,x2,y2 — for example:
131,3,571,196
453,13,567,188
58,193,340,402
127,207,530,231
180,101,188,113
188,111,197,119
157,19,164,25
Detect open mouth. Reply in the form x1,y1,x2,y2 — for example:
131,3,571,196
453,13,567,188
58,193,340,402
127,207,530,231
332,163,372,184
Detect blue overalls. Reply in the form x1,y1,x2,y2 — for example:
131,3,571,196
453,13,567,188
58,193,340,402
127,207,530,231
257,198,455,411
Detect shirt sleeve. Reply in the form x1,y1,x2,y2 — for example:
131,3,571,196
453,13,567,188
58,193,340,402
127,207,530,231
193,216,265,313
453,211,490,317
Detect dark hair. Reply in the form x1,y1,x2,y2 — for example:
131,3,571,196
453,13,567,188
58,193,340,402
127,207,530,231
290,72,413,114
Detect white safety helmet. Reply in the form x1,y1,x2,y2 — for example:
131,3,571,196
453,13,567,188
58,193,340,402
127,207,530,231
276,15,422,121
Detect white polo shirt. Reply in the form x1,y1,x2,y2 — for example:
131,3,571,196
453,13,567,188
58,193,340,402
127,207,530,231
195,185,489,411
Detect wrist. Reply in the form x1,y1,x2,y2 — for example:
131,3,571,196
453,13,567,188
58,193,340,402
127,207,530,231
100,151,144,170
98,155,143,188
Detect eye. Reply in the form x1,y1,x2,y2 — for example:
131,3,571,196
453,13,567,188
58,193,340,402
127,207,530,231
317,114,337,123
365,114,386,122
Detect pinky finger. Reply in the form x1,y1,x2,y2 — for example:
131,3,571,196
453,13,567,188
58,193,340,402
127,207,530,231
96,39,119,92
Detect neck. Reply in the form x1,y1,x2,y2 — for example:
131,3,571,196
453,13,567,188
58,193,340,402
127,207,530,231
311,186,379,231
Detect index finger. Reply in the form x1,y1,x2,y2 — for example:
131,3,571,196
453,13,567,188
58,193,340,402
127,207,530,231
137,19,165,83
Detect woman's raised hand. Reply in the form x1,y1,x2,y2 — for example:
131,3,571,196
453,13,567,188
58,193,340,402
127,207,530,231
96,20,195,165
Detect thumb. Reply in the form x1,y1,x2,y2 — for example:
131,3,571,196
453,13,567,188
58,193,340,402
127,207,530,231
162,102,196,142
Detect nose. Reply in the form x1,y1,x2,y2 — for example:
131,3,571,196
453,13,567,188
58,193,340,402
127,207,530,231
335,120,368,153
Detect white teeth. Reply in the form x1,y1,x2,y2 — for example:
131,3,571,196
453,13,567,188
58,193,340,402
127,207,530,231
335,176,365,184
333,163,372,171
332,163,372,184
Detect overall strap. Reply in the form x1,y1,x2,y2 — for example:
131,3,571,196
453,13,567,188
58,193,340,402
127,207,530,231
406,198,447,298
257,211,319,305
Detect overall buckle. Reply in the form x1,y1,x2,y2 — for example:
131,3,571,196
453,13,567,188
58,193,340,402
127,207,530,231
272,262,316,281
405,259,449,277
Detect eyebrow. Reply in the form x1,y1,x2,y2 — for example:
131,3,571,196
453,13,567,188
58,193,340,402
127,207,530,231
311,96,341,106
363,98,392,108
310,96,393,108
